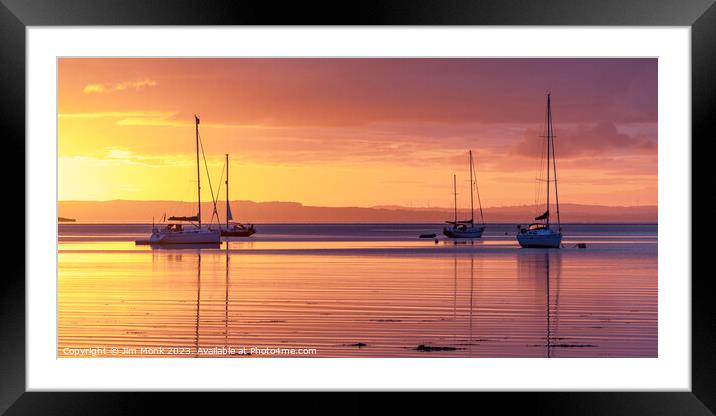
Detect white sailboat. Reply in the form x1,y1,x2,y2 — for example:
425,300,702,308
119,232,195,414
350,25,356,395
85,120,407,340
443,150,486,238
137,115,221,245
517,93,563,248
219,154,255,237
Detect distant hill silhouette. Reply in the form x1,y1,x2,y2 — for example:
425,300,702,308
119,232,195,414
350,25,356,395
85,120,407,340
58,200,657,223
58,216,76,222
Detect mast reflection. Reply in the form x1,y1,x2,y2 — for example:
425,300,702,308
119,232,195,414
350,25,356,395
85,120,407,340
517,250,562,358
195,250,201,357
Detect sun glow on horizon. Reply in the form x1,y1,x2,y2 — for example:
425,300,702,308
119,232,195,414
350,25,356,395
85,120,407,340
59,58,658,211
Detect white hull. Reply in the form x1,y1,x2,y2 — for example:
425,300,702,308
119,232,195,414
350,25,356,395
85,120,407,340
443,226,485,239
517,231,562,248
149,229,221,244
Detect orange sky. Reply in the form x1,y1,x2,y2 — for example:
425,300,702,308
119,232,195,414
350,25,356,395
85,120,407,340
58,58,657,208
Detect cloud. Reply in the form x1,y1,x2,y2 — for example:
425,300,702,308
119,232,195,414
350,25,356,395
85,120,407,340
509,122,656,158
116,114,187,127
83,79,157,94
102,147,198,167
59,111,175,120
58,109,657,179
59,111,265,129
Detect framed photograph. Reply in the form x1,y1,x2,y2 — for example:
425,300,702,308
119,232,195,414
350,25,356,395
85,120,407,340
4,0,713,413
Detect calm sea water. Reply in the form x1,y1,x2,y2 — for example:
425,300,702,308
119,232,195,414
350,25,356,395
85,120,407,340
58,223,657,358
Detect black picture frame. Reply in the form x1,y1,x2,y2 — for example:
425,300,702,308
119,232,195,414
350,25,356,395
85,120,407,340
2,0,713,414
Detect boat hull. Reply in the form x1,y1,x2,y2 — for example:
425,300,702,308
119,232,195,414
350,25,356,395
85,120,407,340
148,243,221,249
517,232,562,248
443,226,485,239
220,228,256,237
146,229,222,245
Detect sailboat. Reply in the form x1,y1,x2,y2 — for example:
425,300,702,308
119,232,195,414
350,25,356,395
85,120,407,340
137,116,221,245
219,154,256,237
443,150,486,238
517,93,563,248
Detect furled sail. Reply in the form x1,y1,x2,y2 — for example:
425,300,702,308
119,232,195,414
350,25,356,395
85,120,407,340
227,203,233,221
534,210,549,221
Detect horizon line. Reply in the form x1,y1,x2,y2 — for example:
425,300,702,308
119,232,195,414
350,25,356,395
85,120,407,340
57,199,658,209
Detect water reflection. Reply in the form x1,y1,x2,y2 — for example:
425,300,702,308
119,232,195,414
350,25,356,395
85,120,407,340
58,236,655,358
452,255,457,346
191,242,235,356
468,254,475,357
195,251,201,357
450,248,478,357
225,242,230,348
517,250,562,357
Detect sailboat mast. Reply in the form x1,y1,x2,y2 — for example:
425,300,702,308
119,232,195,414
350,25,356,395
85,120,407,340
469,150,474,223
545,94,551,227
453,174,457,224
225,154,229,230
473,155,486,225
550,98,561,230
195,115,202,228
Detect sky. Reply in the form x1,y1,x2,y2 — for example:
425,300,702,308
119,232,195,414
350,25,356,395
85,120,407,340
58,58,657,208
